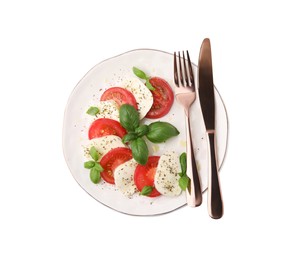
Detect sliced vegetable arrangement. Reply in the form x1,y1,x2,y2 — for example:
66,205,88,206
83,67,189,198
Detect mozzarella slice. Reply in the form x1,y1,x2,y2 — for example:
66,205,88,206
83,135,126,161
114,159,138,197
154,151,182,196
92,100,119,121
123,78,153,119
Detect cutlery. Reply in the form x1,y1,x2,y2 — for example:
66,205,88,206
198,38,223,219
174,51,202,207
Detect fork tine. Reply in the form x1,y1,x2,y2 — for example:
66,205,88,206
174,52,179,86
182,51,189,86
186,50,194,86
178,52,184,86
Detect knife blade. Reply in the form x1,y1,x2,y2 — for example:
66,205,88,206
198,38,223,219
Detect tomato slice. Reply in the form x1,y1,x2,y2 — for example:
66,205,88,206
134,156,161,197
88,118,127,140
100,147,133,184
100,87,138,109
145,77,174,119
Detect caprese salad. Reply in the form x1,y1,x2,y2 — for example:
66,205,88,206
83,67,190,198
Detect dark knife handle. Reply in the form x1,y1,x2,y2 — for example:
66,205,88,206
207,132,223,219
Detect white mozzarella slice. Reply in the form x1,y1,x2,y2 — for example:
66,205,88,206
114,159,138,197
123,78,153,119
83,135,126,161
154,151,182,196
93,100,119,121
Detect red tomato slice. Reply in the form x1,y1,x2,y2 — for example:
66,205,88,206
88,118,127,140
100,87,138,109
145,77,174,119
100,147,133,184
134,156,161,197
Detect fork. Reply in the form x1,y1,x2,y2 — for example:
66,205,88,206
174,51,202,207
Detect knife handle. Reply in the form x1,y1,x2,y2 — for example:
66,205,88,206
185,115,202,207
207,132,223,219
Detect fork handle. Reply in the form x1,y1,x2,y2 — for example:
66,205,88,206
207,132,223,219
185,116,202,207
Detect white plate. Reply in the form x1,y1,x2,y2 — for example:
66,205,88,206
62,49,228,216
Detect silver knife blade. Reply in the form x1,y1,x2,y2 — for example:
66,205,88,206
198,38,215,131
198,38,223,219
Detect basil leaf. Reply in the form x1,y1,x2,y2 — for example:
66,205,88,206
179,152,187,175
130,137,148,165
179,175,190,191
132,67,155,90
140,186,153,196
146,122,180,143
86,106,99,116
119,104,140,132
84,160,95,169
89,146,99,161
90,168,101,184
145,79,155,91
94,162,103,172
133,67,147,79
122,133,138,143
178,172,183,177
135,125,149,137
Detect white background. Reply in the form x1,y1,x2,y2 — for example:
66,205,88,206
1,1,284,259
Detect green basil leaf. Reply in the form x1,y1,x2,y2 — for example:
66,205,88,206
178,172,183,177
89,146,99,161
90,168,101,184
145,79,155,91
146,122,180,143
119,104,140,132
84,160,95,169
132,67,147,79
86,106,99,116
179,152,187,175
122,133,138,143
140,186,153,196
130,137,148,165
135,125,149,137
94,162,104,172
179,175,190,191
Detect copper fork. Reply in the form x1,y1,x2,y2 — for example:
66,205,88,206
174,51,202,207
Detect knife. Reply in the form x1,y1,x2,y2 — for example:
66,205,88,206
198,38,223,219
